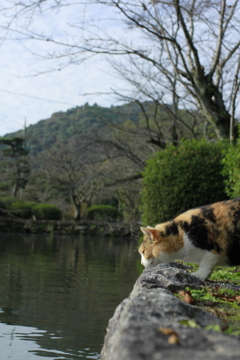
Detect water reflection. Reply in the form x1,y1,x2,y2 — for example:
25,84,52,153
0,233,140,359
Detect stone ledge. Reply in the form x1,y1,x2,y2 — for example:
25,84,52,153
134,262,204,292
101,262,240,360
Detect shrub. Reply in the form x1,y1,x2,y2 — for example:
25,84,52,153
222,137,240,198
11,201,37,209
0,196,15,208
141,139,228,225
11,201,37,219
87,204,119,220
0,201,7,210
0,182,10,191
32,203,62,220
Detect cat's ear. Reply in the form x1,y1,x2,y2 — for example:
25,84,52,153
141,226,154,234
140,227,152,235
140,227,158,241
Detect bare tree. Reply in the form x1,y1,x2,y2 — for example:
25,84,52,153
44,113,155,215
35,138,104,220
1,0,240,140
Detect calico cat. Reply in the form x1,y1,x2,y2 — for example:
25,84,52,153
139,198,240,280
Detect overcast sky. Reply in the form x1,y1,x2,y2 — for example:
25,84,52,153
0,2,128,137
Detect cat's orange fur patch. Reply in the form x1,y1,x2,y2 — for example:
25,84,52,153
158,232,184,254
140,222,184,257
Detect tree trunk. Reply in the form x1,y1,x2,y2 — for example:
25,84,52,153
12,182,18,197
74,204,81,221
193,72,230,139
71,193,81,221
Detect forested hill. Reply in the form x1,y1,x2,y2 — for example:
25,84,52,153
6,102,144,155
1,100,205,223
1,101,151,221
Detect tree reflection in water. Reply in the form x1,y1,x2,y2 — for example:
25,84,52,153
0,233,140,360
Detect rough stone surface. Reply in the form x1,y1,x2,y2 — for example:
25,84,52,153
206,280,240,292
134,262,204,292
101,262,240,360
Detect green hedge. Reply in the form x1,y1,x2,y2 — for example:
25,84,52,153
0,196,16,208
222,137,240,198
0,182,10,191
32,204,62,220
11,201,37,209
11,201,37,219
0,198,62,220
141,139,228,225
87,204,119,220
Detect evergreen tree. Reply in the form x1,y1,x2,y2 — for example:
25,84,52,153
0,137,31,197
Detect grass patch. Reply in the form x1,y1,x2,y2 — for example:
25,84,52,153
175,263,240,337
208,266,240,284
179,262,240,284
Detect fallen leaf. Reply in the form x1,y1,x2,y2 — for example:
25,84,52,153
178,290,195,304
205,308,217,316
158,328,180,345
159,327,175,335
211,293,226,298
178,290,186,296
211,293,240,303
203,301,215,307
168,334,180,345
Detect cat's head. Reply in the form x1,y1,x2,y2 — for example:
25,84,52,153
139,225,181,267
138,226,165,268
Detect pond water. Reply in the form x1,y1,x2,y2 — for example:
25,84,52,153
0,233,141,360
